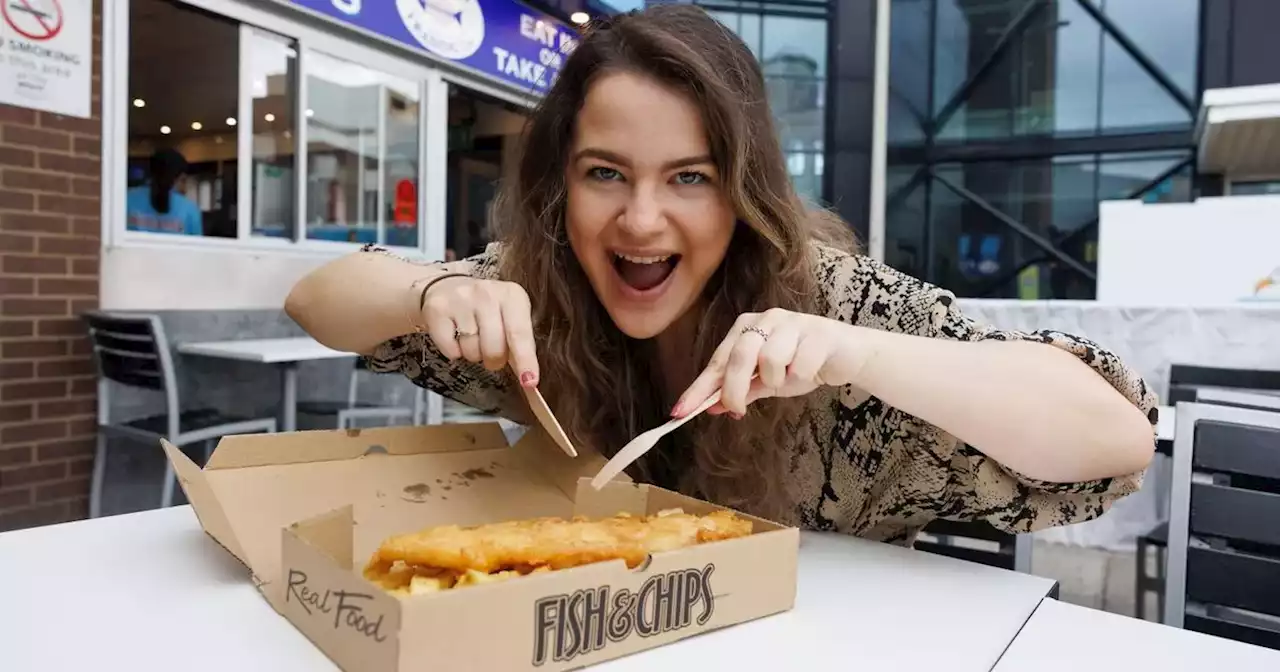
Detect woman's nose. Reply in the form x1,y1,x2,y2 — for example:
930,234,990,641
620,187,664,236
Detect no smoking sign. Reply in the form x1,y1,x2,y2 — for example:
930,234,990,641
0,0,89,118
2,0,63,41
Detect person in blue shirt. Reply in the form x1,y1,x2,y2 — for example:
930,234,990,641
126,148,203,236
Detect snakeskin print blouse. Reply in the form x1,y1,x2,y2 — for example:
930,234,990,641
364,243,1159,545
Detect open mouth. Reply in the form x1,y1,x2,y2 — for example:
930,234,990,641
611,252,681,292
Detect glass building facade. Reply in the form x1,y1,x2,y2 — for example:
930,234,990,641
538,0,1233,301
531,0,835,204
695,1,830,204
886,0,1202,299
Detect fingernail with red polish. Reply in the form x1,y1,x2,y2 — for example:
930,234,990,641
520,371,537,387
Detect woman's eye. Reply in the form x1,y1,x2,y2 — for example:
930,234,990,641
588,167,623,181
673,171,708,185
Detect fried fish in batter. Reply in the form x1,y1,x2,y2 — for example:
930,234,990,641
363,508,751,594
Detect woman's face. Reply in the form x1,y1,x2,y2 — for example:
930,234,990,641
564,71,736,341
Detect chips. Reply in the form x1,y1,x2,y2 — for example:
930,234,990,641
362,508,752,597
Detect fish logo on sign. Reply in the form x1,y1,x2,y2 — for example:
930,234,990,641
397,0,485,60
1251,267,1280,301
2,0,63,41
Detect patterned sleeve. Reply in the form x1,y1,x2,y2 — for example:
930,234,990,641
826,250,1159,534
359,243,531,424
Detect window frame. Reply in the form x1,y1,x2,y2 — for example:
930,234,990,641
103,0,533,260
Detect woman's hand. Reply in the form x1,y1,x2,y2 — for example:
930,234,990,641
672,308,876,418
420,276,540,387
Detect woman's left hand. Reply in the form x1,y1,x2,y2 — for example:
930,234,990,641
672,308,876,419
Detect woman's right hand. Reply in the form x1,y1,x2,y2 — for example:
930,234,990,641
420,276,540,388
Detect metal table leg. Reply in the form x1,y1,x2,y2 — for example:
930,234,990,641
280,362,299,432
1014,534,1033,574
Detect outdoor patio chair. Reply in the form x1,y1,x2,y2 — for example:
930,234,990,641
917,518,1033,575
1136,388,1280,621
1164,401,1280,649
83,312,277,517
295,357,425,429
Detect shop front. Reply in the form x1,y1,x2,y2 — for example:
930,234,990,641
104,0,579,309
103,0,578,402
0,0,580,526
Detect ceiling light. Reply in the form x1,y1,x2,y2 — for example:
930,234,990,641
132,98,145,108
226,117,237,126
570,11,589,24
305,108,314,118
264,113,276,122
160,125,171,135
190,121,203,130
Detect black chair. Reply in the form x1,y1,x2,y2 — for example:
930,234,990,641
295,358,424,429
917,519,1030,573
1164,401,1280,650
1136,388,1280,620
1168,364,1280,405
83,312,278,517
1135,522,1168,620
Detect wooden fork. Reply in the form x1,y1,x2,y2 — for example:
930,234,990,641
589,389,727,490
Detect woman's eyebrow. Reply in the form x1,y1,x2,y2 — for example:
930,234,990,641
572,147,714,171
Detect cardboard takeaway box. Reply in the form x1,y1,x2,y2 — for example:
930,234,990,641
162,418,800,671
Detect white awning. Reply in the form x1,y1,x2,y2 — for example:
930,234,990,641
1196,84,1280,176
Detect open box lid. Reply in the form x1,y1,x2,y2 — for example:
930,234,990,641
163,420,623,610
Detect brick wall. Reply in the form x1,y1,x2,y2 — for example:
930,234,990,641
0,3,102,532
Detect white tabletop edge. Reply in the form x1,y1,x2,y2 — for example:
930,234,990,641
992,597,1280,671
176,336,356,364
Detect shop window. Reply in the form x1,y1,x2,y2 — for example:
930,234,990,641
444,85,525,261
246,28,298,240
304,51,420,246
121,0,424,251
127,0,240,238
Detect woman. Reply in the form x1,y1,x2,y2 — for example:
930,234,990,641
125,148,203,236
286,6,1156,543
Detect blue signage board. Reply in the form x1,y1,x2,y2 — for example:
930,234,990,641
285,0,580,94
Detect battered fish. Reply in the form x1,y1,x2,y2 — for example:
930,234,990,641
363,508,751,594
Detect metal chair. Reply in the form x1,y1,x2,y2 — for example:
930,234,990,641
917,518,1033,574
1135,522,1168,620
1168,364,1280,405
1137,389,1280,620
83,312,278,517
1165,401,1280,649
295,358,425,429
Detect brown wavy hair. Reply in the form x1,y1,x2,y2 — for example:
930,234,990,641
494,5,856,519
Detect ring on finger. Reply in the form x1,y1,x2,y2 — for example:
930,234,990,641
741,325,770,341
454,327,479,339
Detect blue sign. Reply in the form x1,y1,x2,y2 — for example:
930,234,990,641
286,0,580,93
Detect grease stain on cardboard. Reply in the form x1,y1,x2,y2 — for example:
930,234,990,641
401,483,431,503
398,464,504,503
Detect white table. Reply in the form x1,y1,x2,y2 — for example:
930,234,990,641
993,597,1280,671
177,337,355,431
0,507,1056,672
0,507,332,671
598,531,1055,671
